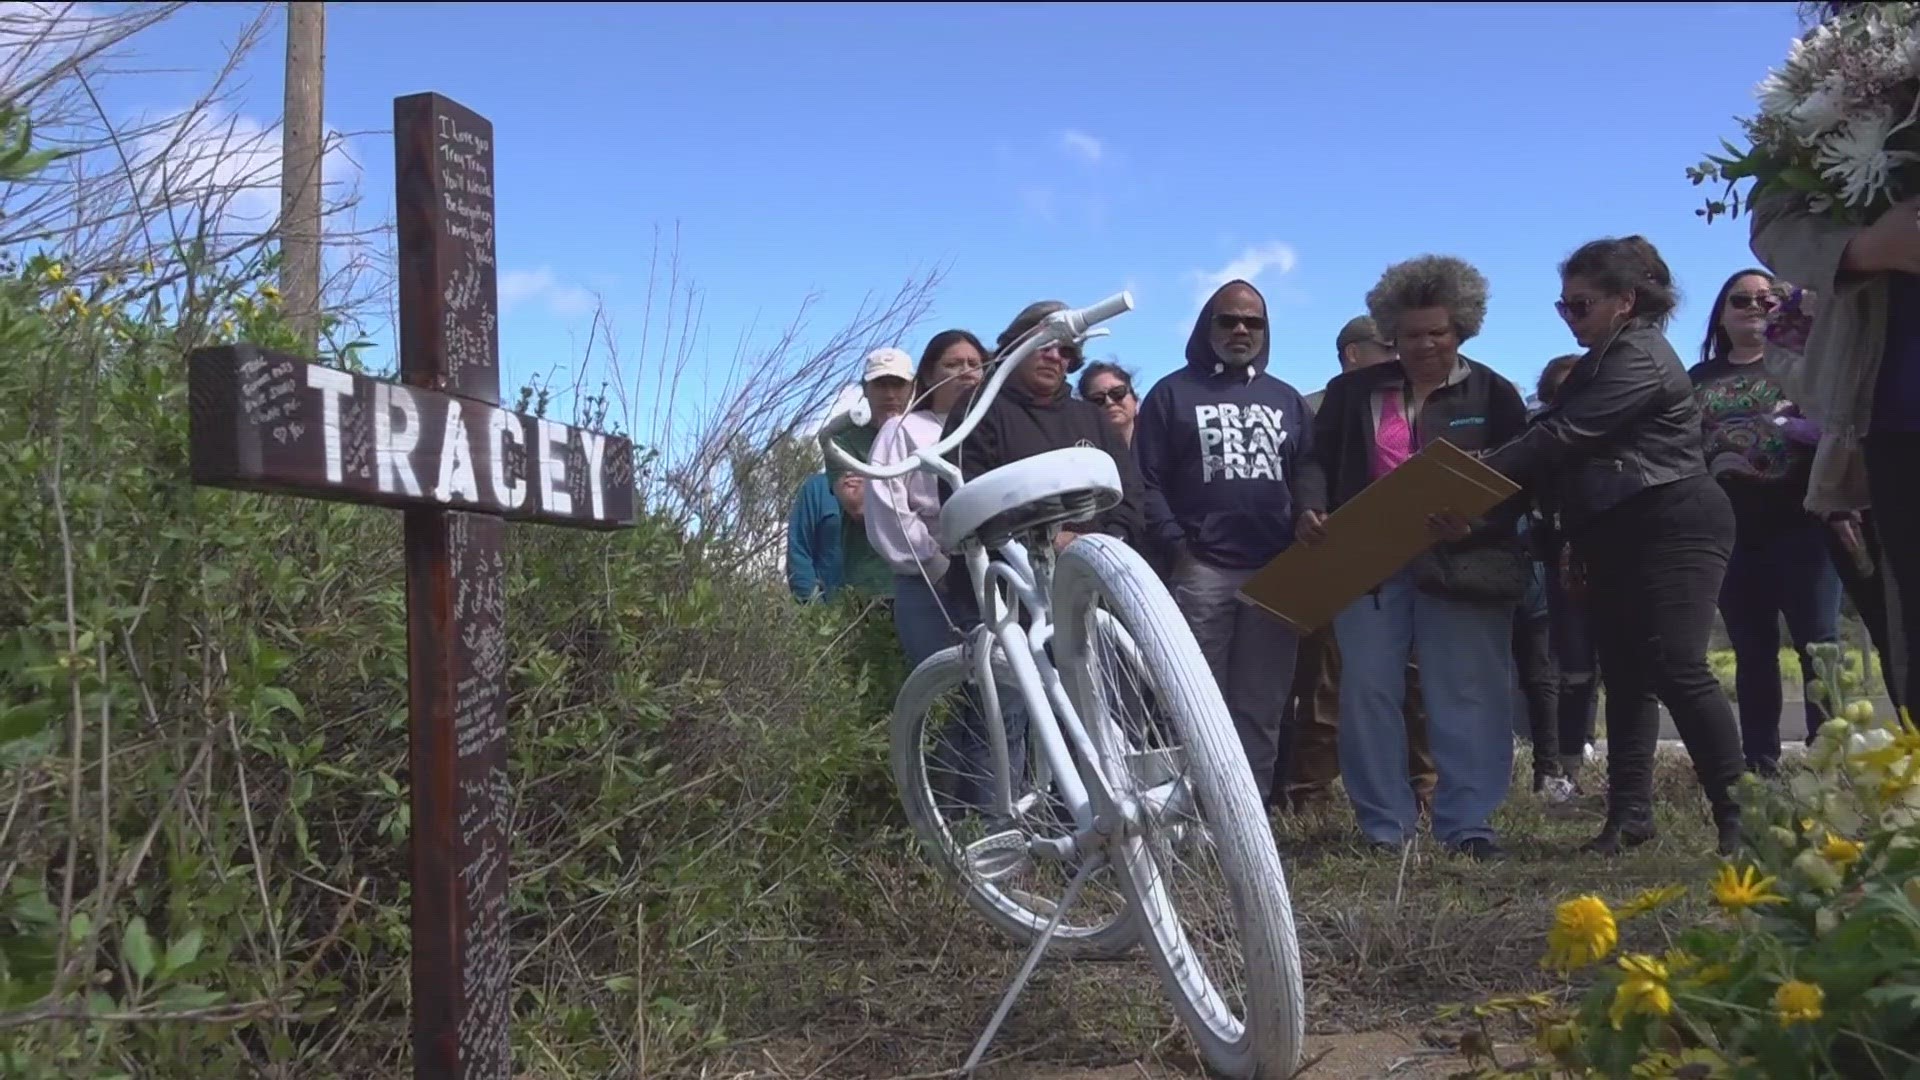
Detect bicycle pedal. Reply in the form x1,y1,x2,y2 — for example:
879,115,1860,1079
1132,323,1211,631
966,829,1030,880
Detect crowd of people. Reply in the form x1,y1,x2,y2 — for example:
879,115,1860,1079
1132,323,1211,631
786,203,1918,865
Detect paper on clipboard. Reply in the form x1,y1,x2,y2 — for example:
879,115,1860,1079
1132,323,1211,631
1238,440,1522,633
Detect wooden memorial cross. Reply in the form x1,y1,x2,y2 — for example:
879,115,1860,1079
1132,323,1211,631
187,93,637,1078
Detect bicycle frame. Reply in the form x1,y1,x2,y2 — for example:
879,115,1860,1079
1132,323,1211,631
826,293,1138,858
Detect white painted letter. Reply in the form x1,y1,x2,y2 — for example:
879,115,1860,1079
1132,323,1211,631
488,409,528,510
437,403,480,504
579,429,607,521
306,366,355,484
374,383,423,497
537,419,572,516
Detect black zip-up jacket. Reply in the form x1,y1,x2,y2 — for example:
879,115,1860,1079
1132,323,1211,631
937,377,1146,600
1294,354,1530,536
1481,321,1710,535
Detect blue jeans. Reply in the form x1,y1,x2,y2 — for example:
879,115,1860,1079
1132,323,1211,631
896,573,1029,814
1332,567,1515,846
1717,519,1843,770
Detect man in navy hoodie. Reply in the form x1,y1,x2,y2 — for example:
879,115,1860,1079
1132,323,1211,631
1135,279,1314,807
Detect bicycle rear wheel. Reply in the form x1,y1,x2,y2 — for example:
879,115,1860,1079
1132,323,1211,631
891,643,1137,958
1052,535,1305,1078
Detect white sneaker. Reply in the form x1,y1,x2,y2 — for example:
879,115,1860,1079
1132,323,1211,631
1541,775,1577,805
1583,742,1601,766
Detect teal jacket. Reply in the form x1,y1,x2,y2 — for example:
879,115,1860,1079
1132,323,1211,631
786,472,844,602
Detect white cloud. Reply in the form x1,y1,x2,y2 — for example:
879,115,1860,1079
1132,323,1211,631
498,267,597,319
1189,241,1299,308
127,106,363,232
1,1,107,92
1059,129,1105,166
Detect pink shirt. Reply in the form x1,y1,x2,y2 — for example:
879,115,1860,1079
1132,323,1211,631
1370,389,1414,480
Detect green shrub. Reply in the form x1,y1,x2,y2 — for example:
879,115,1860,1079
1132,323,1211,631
1706,643,1884,704
0,250,912,1076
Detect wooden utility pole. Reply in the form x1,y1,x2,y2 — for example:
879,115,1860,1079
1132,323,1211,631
280,1,325,353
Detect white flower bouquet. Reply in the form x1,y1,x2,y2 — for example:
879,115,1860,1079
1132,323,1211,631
1689,1,1920,224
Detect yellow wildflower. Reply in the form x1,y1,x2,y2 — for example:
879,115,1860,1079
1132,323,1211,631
1818,833,1863,867
259,282,281,302
45,261,65,284
1774,979,1823,1026
1617,884,1687,920
140,259,156,276
1609,953,1673,1029
1711,864,1786,911
219,317,236,337
1545,895,1617,972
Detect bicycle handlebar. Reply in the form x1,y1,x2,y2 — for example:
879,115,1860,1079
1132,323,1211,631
824,291,1135,481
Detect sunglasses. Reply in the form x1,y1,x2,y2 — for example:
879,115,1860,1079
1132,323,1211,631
1726,291,1780,312
1086,385,1133,406
1555,297,1599,321
1212,314,1267,332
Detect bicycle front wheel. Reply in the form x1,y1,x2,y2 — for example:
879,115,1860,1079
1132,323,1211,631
1052,534,1305,1078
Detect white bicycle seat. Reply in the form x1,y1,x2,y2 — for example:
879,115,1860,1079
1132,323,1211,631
938,446,1123,553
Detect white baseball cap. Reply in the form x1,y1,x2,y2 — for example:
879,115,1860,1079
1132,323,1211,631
861,346,914,384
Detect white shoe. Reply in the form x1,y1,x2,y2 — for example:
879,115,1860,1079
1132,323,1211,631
1541,775,1577,805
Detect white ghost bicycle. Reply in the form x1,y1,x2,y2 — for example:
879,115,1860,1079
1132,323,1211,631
827,293,1304,1078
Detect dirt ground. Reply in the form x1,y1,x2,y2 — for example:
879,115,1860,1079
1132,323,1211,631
1017,1028,1462,1078
693,754,1725,1080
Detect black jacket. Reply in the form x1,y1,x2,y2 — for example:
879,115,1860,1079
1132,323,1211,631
1481,321,1709,534
1294,354,1530,535
937,377,1146,598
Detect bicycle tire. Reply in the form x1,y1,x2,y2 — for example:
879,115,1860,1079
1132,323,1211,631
1052,534,1305,1078
891,643,1139,958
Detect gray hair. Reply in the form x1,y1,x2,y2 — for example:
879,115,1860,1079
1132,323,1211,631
1365,255,1490,343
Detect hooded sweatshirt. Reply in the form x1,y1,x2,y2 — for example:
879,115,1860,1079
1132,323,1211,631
1134,280,1315,570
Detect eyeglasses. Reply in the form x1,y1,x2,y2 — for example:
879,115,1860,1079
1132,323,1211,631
1037,343,1082,363
1555,297,1598,321
1212,314,1267,332
1726,291,1780,312
1086,386,1133,406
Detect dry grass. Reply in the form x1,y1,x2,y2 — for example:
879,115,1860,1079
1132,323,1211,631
654,751,1729,1079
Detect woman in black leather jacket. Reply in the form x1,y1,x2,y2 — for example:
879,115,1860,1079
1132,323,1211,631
1481,236,1745,856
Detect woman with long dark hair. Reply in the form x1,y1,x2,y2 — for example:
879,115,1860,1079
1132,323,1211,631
1686,269,1843,774
1482,236,1746,856
866,329,988,664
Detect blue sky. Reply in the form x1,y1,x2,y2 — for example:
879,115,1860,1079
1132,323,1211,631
109,1,1804,428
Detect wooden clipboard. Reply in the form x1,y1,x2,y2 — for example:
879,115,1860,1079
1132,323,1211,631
1238,440,1522,633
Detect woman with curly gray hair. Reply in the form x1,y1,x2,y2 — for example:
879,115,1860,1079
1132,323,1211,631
1293,254,1530,861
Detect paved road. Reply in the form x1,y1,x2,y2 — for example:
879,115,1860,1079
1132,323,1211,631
1513,687,1898,745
